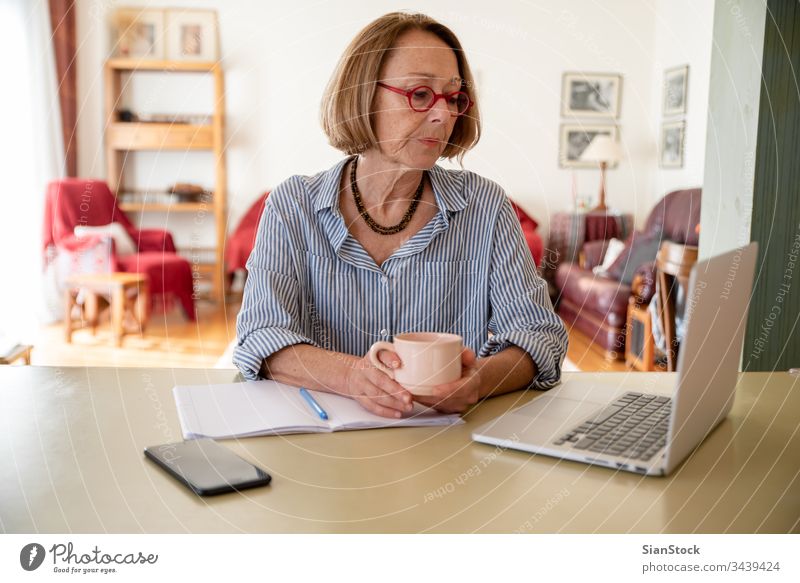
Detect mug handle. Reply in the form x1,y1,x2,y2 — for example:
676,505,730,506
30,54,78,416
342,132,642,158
368,341,396,377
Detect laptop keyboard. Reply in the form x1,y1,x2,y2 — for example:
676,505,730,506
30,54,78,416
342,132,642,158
553,392,671,461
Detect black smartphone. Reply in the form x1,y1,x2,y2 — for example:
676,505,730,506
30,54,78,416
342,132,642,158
144,439,271,496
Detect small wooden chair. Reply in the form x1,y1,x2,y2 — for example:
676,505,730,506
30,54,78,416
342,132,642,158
655,241,698,371
0,344,33,365
64,273,150,347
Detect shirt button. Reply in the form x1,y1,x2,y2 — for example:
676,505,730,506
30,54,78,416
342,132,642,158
380,328,389,336
381,276,389,285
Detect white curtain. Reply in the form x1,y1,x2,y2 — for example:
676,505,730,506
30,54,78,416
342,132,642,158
0,0,65,346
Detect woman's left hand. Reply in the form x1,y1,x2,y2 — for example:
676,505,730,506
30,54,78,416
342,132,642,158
413,348,482,414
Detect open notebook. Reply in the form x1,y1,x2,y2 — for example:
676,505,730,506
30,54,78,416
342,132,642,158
173,380,464,439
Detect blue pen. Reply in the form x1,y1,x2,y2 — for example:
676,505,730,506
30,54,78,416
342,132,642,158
300,388,329,420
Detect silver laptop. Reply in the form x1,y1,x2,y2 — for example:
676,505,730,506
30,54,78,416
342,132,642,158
473,243,758,476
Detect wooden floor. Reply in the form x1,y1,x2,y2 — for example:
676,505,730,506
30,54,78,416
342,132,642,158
564,324,628,372
31,299,240,369
28,301,628,372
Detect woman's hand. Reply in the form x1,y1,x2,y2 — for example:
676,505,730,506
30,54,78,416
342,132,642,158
413,348,483,414
343,351,414,418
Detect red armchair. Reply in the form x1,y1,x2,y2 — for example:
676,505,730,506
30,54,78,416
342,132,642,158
225,191,269,275
510,201,544,268
554,188,701,356
43,178,196,320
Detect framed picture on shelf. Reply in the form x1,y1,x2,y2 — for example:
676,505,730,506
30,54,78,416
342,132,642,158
660,121,685,168
166,10,219,61
111,8,165,59
559,124,619,168
561,72,622,118
663,65,689,116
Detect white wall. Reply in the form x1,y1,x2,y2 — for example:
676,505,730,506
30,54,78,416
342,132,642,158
650,0,715,216
700,0,766,260
76,0,716,248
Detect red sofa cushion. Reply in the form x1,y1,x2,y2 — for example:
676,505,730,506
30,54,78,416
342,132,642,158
643,187,702,244
555,263,631,328
605,231,662,285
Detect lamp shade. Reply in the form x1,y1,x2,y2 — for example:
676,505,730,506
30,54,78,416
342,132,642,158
581,135,623,163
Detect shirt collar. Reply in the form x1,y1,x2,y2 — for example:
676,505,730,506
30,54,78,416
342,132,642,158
310,157,351,214
309,157,468,216
428,164,468,216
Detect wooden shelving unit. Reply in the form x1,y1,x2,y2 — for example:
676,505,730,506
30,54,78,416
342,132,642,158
106,122,214,150
104,58,227,303
118,202,209,213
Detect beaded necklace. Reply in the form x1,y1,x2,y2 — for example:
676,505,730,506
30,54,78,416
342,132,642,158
349,156,425,235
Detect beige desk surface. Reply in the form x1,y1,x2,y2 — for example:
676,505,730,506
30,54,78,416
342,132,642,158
1,367,798,533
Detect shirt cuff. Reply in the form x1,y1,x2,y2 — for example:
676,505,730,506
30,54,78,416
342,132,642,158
479,330,565,390
233,327,319,380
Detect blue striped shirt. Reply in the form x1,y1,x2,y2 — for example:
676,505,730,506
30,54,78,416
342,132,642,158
233,157,567,389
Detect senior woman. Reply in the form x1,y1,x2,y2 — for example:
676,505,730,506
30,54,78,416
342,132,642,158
233,12,567,418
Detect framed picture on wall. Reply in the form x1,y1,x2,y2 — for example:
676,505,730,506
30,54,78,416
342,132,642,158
559,124,620,168
561,72,622,118
111,8,165,59
166,10,220,61
660,121,685,168
663,65,689,116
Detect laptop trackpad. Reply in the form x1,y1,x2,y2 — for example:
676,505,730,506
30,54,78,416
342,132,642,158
549,378,632,402
504,396,603,441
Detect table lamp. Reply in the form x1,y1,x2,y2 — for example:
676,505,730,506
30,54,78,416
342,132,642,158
580,135,623,212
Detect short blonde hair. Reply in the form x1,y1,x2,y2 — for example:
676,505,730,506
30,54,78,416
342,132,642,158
321,12,481,165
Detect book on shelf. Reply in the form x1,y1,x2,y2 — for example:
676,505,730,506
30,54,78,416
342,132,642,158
117,110,212,125
118,189,213,205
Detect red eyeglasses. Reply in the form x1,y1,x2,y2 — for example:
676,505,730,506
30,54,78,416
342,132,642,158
377,82,474,116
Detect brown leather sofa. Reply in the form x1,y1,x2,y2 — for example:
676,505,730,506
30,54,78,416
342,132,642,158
555,188,701,357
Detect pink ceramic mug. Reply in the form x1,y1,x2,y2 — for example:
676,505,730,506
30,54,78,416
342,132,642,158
367,332,463,396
